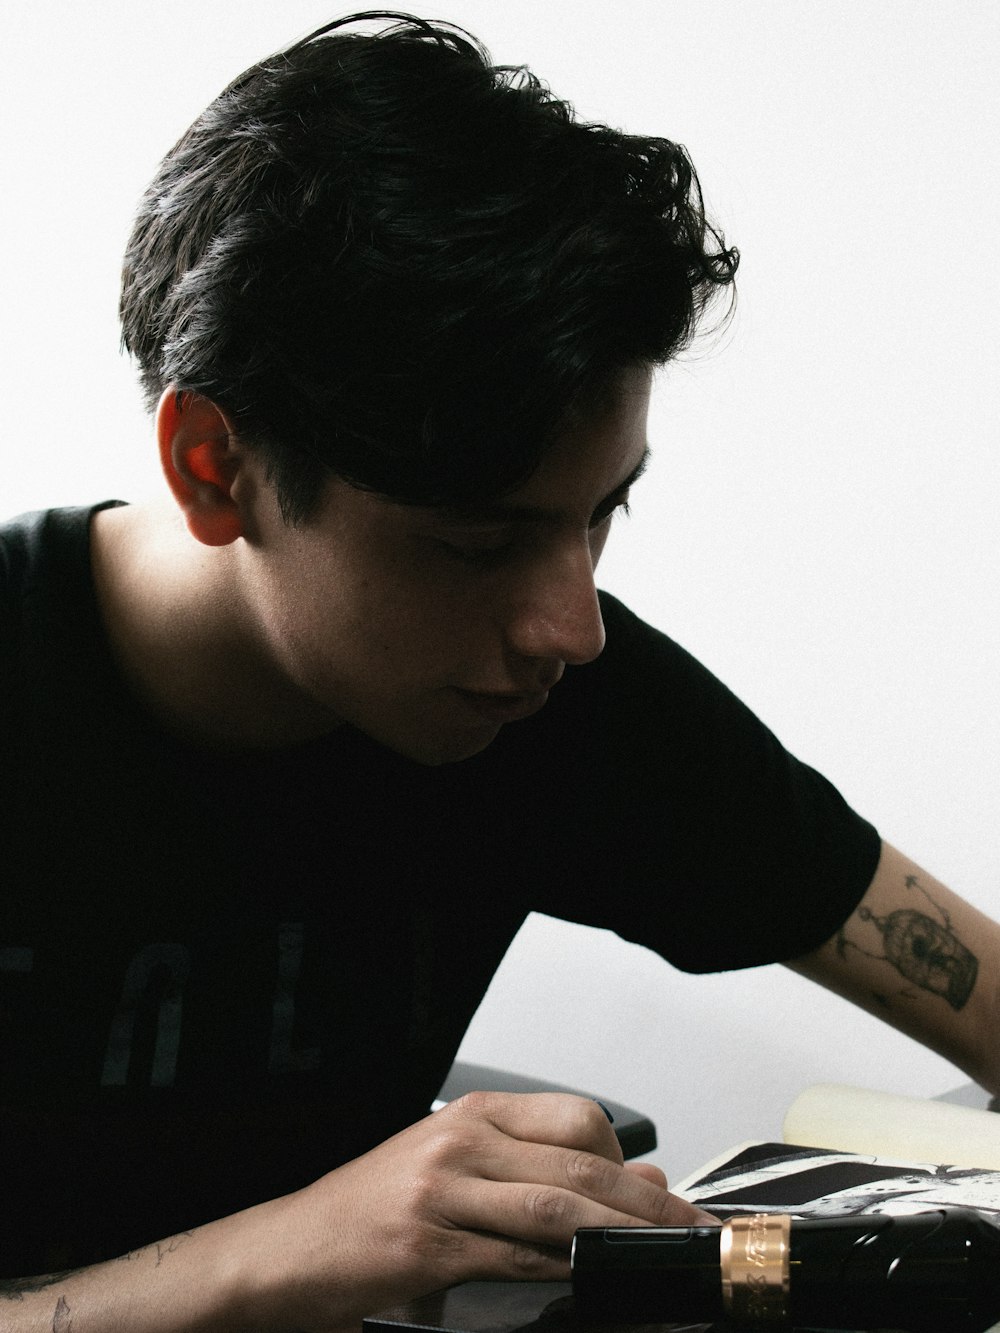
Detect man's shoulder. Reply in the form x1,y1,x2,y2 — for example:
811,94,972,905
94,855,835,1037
578,589,739,724
0,506,48,593
594,590,716,674
0,503,119,594
0,501,124,697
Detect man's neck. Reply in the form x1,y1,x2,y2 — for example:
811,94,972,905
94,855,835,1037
90,502,344,751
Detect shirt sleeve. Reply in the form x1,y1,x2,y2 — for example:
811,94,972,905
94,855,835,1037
509,591,882,973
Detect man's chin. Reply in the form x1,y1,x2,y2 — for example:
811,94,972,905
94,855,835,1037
407,727,501,767
374,720,503,767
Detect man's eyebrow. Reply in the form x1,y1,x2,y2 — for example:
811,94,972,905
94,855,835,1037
437,444,651,525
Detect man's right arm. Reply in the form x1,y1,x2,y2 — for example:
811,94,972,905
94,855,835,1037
2,1092,711,1333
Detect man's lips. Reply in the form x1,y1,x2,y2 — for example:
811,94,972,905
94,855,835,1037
453,687,551,724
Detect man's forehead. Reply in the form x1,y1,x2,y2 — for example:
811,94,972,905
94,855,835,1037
348,363,653,526
427,370,653,525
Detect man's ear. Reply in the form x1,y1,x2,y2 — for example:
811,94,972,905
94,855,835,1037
156,388,248,546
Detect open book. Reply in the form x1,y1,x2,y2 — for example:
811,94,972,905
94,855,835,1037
654,1085,1000,1333
676,1081,1000,1223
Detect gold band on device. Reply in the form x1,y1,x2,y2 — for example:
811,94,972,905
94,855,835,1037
720,1213,791,1323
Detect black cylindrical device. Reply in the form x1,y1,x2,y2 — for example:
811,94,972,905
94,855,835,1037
571,1208,1000,1331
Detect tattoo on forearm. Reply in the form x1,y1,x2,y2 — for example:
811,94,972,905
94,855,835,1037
0,1271,82,1302
838,874,978,1011
0,1231,195,1306
115,1231,194,1268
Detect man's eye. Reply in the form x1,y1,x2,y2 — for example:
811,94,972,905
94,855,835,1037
590,497,632,529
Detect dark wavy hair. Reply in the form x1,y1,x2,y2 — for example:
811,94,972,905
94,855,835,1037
120,10,738,521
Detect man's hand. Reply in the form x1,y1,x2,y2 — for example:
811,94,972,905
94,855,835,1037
242,1090,713,1332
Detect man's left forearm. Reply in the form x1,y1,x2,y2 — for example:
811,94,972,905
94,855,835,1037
787,841,1000,1095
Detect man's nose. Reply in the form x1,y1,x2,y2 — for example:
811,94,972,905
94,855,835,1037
506,542,607,667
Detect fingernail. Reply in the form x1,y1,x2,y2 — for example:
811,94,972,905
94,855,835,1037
694,1208,721,1225
593,1100,615,1124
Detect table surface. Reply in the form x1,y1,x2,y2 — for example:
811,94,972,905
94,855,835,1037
363,1280,726,1333
362,1278,935,1333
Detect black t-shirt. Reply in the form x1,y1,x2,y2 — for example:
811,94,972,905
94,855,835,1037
0,505,880,1272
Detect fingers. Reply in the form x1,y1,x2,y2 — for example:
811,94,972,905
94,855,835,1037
454,1171,704,1242
467,1133,705,1227
446,1092,706,1220
449,1090,625,1163
436,1172,714,1284
622,1164,719,1225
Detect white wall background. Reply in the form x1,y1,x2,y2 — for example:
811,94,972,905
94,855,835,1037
1,2,997,1182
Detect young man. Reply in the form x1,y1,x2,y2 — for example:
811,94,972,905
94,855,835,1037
2,11,997,1331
